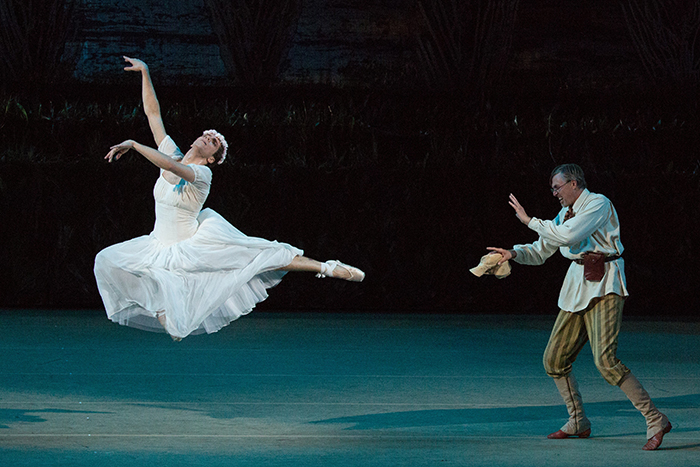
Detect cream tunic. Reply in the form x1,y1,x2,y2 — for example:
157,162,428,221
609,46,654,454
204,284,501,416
512,189,628,312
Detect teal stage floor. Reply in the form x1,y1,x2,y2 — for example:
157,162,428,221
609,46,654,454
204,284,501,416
1,310,698,466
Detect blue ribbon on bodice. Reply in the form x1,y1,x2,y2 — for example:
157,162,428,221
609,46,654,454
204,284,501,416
173,178,187,194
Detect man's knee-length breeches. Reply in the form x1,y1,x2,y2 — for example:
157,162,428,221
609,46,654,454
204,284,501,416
543,293,630,386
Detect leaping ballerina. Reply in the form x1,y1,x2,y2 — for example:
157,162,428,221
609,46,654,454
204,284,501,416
94,56,364,341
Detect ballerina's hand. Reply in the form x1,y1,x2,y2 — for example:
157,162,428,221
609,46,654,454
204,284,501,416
105,140,134,163
123,56,148,72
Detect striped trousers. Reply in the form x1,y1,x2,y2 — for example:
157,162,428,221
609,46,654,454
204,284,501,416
543,293,630,386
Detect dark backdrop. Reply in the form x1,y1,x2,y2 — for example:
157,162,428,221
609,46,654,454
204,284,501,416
1,0,699,318
2,146,697,317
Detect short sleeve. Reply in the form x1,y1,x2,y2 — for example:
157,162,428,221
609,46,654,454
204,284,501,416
190,164,213,189
157,135,184,159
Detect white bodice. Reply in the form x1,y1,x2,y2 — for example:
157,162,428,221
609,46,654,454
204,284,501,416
151,136,212,245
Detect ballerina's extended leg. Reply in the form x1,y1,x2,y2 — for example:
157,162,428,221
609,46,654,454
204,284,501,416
279,256,365,282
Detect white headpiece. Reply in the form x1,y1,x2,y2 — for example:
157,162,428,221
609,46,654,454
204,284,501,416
203,129,228,164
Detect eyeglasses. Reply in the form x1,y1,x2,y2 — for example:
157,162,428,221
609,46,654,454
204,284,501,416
550,180,572,194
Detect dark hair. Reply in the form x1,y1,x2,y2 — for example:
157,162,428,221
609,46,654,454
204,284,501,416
207,145,225,167
550,164,587,190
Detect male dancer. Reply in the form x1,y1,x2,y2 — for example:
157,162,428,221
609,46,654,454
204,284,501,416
488,164,671,450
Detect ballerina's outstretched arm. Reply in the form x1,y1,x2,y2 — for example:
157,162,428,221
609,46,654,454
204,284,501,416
105,139,196,183
123,56,167,147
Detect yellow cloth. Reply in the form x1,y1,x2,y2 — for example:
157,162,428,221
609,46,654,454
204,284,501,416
470,253,511,279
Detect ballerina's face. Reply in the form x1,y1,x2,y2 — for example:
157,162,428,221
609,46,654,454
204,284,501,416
193,134,221,157
185,134,221,164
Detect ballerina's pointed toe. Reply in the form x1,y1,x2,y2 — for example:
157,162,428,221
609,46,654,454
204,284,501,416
316,260,365,282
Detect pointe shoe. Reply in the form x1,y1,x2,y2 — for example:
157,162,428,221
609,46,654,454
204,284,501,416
316,260,365,282
547,428,591,439
643,422,671,451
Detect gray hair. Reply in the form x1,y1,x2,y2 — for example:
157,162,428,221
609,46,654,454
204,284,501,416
550,164,587,190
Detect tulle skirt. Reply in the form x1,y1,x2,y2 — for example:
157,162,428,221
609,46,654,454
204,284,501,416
94,208,303,339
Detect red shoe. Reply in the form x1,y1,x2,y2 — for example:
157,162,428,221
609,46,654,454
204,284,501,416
643,422,672,451
547,428,592,439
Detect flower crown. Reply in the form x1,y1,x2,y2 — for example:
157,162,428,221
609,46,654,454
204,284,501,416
203,129,228,165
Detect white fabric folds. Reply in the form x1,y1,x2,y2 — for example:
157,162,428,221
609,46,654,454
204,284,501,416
94,136,302,339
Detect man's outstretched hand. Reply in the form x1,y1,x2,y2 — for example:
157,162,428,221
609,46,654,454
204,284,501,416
509,193,532,225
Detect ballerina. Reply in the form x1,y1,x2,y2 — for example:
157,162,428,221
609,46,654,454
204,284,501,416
94,56,364,341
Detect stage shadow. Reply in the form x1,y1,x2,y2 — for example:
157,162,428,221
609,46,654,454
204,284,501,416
311,394,700,432
0,408,111,429
659,443,700,451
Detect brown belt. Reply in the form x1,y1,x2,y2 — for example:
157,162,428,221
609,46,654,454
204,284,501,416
573,254,620,265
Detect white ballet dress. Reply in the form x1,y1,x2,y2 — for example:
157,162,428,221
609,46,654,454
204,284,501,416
94,136,303,339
